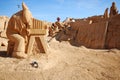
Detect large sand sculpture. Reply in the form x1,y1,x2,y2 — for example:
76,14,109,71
6,2,32,58
6,2,47,59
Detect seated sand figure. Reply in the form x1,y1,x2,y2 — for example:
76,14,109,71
55,17,64,31
109,2,118,17
6,2,32,58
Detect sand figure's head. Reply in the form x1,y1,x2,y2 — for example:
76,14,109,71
112,2,116,6
22,2,29,10
57,17,60,21
22,2,32,27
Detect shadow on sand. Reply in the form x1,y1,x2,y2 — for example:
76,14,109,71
0,51,8,57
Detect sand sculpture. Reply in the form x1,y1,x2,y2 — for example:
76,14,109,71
0,16,9,32
48,23,58,37
103,8,109,19
48,17,75,39
55,17,64,30
0,16,9,38
6,2,32,58
48,25,54,37
109,2,118,17
6,2,47,58
54,2,120,49
48,17,64,37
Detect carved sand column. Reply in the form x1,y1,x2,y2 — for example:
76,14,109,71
103,8,109,19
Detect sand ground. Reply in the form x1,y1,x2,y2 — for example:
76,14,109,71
0,37,120,80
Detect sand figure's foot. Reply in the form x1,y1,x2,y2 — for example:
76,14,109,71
12,52,27,59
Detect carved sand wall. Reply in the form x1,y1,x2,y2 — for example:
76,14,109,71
0,16,9,38
0,16,9,31
105,14,120,49
69,14,120,49
75,21,108,49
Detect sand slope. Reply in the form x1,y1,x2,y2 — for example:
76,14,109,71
0,37,120,80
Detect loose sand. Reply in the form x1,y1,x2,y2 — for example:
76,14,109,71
0,37,120,80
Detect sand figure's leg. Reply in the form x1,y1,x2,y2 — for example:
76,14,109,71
9,34,27,59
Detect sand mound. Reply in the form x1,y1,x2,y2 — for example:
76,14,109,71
0,37,120,80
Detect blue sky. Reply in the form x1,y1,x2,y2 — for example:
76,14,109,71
0,0,120,22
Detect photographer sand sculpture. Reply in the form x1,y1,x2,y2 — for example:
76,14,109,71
6,2,33,58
